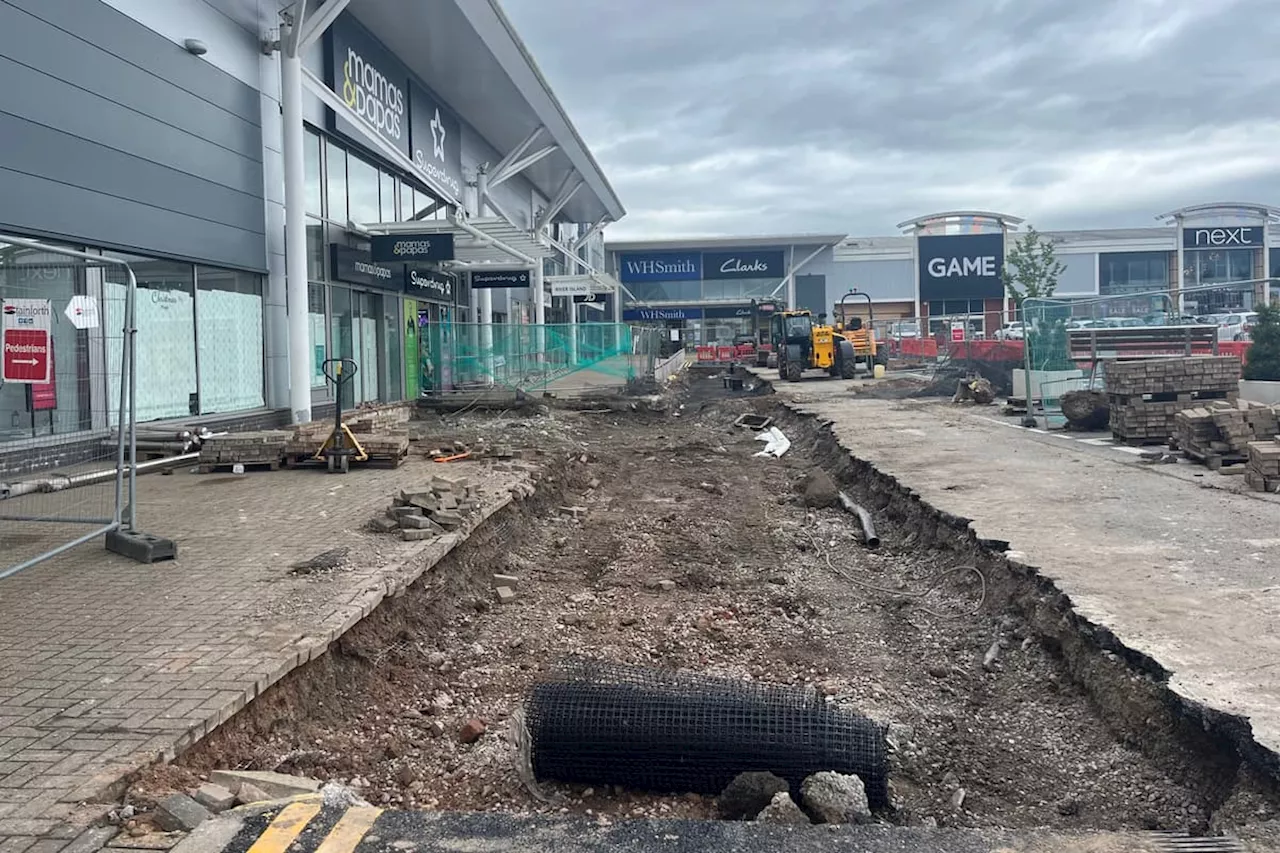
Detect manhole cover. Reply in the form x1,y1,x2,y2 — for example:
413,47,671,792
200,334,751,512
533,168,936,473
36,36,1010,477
734,413,773,430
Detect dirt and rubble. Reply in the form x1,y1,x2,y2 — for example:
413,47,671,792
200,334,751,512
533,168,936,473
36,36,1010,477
134,370,1280,836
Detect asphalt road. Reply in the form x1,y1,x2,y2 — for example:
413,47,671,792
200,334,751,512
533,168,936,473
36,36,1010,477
176,799,1171,853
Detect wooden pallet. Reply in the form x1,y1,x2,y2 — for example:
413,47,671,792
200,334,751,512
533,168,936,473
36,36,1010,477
1184,447,1247,471
197,459,282,474
281,449,408,470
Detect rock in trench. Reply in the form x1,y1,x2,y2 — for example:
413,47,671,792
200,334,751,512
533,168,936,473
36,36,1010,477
797,469,839,508
800,771,872,825
755,791,810,825
718,771,789,820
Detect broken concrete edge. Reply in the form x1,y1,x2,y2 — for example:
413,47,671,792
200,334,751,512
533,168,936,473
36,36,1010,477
764,391,1280,791
71,478,535,813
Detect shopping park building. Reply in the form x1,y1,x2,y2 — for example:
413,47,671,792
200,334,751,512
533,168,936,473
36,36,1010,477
606,205,1280,343
0,0,623,454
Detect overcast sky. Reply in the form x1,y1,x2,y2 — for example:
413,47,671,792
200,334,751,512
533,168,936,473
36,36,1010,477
500,0,1280,241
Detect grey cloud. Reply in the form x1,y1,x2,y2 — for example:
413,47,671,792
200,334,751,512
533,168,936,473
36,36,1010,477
500,0,1280,238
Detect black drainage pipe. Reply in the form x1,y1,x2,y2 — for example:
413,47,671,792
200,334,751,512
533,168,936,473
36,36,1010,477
837,491,880,549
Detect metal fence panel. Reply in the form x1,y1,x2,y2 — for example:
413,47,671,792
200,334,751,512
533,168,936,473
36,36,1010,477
0,237,137,578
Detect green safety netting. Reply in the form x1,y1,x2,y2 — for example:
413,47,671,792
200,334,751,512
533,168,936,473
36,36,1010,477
1019,298,1082,425
416,323,660,393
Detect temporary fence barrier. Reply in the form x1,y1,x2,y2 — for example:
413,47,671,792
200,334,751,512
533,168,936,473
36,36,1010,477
0,237,149,577
418,322,664,394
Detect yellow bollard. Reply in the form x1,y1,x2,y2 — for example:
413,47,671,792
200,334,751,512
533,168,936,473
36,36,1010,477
873,364,886,379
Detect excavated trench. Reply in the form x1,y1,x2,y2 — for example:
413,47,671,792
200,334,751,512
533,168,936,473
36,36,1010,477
150,371,1280,835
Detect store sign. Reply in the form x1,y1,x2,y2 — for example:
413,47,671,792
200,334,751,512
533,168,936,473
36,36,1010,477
573,293,606,305
327,15,411,159
704,305,755,319
617,252,701,283
1183,226,1264,248
471,269,531,289
404,267,453,302
409,81,464,202
370,233,455,262
621,307,703,321
550,280,594,297
329,244,399,290
702,250,785,280
918,233,1005,301
2,298,53,384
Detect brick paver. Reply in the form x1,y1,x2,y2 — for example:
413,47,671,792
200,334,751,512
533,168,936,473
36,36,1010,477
0,457,527,850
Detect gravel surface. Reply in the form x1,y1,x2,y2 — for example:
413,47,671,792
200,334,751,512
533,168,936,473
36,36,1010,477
156,375,1240,832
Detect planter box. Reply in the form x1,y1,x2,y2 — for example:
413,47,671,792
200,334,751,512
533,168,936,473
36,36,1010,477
1239,380,1280,405
1013,368,1087,402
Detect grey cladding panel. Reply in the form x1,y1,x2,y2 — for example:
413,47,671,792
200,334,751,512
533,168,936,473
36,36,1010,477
0,0,266,270
0,167,266,271
0,113,264,230
0,2,260,159
3,0,260,125
0,56,262,196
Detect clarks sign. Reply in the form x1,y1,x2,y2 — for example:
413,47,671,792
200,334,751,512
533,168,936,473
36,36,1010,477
702,250,784,280
918,233,1005,301
1183,226,1264,248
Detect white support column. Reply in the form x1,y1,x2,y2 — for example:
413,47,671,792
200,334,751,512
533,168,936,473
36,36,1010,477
1175,214,1186,315
785,245,796,308
531,262,546,362
476,170,495,384
281,36,311,424
1264,219,1272,306
568,296,579,365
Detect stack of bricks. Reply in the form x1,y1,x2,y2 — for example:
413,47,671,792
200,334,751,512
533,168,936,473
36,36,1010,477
1174,400,1279,463
370,474,482,540
198,430,292,469
1104,356,1241,444
283,405,410,463
1246,440,1280,492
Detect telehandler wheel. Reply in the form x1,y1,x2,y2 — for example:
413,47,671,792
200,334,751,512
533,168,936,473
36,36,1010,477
784,362,802,382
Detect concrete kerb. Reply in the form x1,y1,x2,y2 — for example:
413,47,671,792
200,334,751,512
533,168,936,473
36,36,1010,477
762,383,1280,791
74,479,528,806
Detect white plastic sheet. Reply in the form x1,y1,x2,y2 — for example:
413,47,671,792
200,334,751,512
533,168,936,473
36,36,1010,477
753,426,791,458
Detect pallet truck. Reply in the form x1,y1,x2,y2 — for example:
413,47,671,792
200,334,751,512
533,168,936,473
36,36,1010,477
315,357,368,474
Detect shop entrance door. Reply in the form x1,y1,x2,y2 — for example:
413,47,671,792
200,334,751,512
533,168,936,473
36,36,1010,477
330,287,384,409
403,298,421,399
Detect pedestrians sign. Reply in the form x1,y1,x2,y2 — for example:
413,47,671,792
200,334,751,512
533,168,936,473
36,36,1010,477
2,298,53,384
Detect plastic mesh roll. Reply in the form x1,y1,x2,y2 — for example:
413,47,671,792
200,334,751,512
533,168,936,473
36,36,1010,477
524,658,889,809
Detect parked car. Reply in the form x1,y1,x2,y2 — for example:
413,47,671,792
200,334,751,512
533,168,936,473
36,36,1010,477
1219,312,1258,342
995,321,1025,340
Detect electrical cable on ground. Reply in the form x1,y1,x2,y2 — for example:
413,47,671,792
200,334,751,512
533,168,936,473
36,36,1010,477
809,532,987,619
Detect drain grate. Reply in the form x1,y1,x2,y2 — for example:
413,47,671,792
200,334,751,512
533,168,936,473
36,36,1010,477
1146,831,1246,853
734,413,773,430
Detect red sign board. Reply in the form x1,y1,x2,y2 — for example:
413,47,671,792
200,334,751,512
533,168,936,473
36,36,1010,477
2,328,51,383
30,348,56,411
950,325,965,342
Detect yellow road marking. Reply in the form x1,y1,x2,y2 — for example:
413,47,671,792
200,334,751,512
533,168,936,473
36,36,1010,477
314,806,384,853
246,801,323,853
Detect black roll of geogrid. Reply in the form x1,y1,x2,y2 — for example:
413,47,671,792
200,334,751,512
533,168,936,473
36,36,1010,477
525,658,889,809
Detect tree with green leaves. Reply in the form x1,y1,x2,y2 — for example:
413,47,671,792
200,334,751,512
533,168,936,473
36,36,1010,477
1244,303,1280,381
1002,225,1067,308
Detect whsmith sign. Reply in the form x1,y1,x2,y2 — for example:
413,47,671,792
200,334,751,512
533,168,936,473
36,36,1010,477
616,249,789,283
1183,226,1265,248
917,233,1005,301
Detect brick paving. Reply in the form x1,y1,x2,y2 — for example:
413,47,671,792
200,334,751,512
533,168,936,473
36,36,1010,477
0,457,528,851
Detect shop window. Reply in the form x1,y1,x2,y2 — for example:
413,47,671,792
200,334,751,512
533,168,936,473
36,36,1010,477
309,283,327,388
306,219,324,281
630,281,701,302
400,184,416,222
195,267,264,414
1100,252,1167,295
0,238,88,441
380,171,398,222
382,296,402,402
105,259,197,424
304,129,323,216
329,286,355,409
326,140,347,222
347,155,380,225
